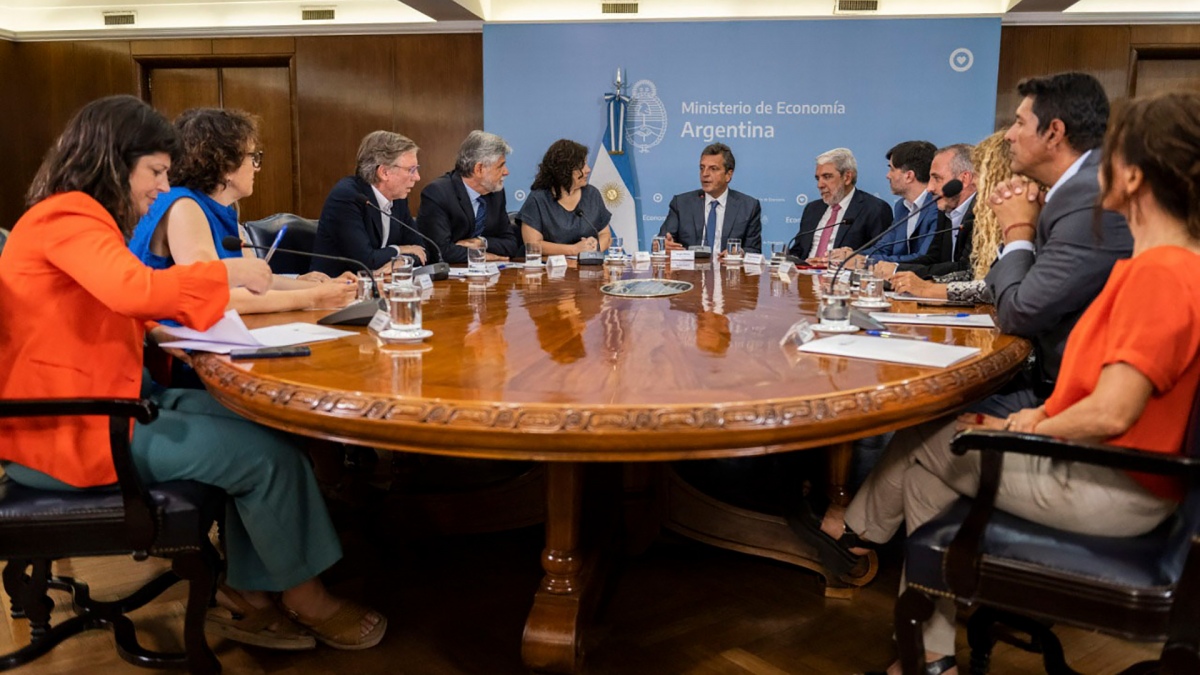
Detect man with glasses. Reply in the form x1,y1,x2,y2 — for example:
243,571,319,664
312,130,428,276
417,130,520,264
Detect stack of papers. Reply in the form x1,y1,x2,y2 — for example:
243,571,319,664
797,334,981,368
871,312,995,328
157,310,356,354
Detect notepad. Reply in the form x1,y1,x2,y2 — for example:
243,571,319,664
797,334,981,368
157,309,355,354
870,312,995,328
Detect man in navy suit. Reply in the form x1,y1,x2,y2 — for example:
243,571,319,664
417,131,521,265
860,140,939,264
311,131,428,276
787,148,891,262
659,143,762,254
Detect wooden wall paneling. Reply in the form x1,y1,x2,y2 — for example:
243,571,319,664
1131,24,1200,47
0,39,20,230
147,67,220,121
130,39,212,56
213,37,296,55
1133,58,1200,97
295,35,397,218
222,66,297,219
392,34,484,187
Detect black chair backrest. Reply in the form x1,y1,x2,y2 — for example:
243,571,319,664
1162,388,1200,580
0,228,9,258
243,214,318,275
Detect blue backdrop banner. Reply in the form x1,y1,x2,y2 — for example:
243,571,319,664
483,19,1002,249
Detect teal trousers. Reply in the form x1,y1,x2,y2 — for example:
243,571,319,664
4,381,342,593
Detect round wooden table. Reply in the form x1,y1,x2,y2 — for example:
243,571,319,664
194,260,1028,673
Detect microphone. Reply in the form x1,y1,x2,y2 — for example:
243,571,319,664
572,207,608,266
830,179,963,283
785,216,854,264
362,198,450,281
222,236,384,326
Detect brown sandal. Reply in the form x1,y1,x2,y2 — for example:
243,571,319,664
281,600,387,651
206,586,316,650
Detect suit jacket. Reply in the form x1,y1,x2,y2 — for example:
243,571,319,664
658,188,763,253
787,188,892,259
898,207,976,279
0,192,228,487
311,175,421,276
866,194,940,263
984,150,1132,386
417,170,520,264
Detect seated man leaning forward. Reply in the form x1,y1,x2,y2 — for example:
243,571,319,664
787,147,892,265
659,142,763,255
311,131,428,277
417,130,520,264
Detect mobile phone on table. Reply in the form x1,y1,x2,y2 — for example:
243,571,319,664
229,346,311,360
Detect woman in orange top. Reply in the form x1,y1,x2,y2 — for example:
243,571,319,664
820,91,1200,675
0,96,385,652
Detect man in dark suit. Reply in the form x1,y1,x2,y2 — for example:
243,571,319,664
864,141,939,264
659,143,762,254
879,144,979,279
983,72,1131,408
418,130,521,265
311,131,428,276
787,147,891,262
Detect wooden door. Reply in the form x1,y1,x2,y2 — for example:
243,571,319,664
146,64,295,221
1133,58,1200,96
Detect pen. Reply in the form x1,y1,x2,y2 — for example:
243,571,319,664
912,312,971,318
865,330,929,341
264,225,288,263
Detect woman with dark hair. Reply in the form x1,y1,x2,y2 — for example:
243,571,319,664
129,107,355,313
0,96,386,653
518,139,613,255
821,90,1200,675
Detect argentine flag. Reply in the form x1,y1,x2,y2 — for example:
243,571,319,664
591,79,641,251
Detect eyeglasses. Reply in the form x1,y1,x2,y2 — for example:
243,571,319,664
389,163,420,177
247,150,264,169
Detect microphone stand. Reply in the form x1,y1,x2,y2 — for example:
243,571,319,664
572,207,608,265
363,199,451,280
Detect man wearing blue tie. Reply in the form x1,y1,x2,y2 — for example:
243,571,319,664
659,143,763,255
860,140,939,264
418,130,522,265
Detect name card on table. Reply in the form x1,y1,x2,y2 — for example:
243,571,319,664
485,262,501,276
368,310,391,333
415,275,434,290
547,254,568,268
633,251,651,263
670,250,695,263
743,252,765,266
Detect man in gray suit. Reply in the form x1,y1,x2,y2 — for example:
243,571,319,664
660,143,763,254
982,71,1132,414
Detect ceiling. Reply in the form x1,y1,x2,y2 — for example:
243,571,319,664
0,0,1197,40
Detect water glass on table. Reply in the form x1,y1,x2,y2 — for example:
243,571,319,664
391,255,414,287
818,277,852,330
725,238,744,262
524,241,543,268
356,271,374,301
768,241,786,265
467,246,488,274
651,235,667,258
388,282,422,333
607,236,625,260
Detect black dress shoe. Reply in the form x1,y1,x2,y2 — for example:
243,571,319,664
864,655,957,675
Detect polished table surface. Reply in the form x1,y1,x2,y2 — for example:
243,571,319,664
193,260,1029,673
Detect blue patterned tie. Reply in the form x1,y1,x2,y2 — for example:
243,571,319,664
474,196,487,237
705,200,718,248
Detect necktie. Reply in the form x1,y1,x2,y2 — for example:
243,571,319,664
705,200,718,248
815,204,840,257
474,196,487,237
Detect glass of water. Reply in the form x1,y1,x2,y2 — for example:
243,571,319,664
467,246,488,274
819,279,852,330
388,282,422,333
356,271,374,301
524,241,543,267
607,236,625,259
391,255,414,287
651,235,667,258
725,238,743,261
768,241,786,265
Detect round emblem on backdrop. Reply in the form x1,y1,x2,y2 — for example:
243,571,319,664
796,194,809,206
515,190,527,202
627,80,668,154
602,183,625,207
950,48,974,73
653,193,663,203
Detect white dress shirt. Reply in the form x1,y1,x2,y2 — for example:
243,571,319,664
807,188,856,258
371,184,404,257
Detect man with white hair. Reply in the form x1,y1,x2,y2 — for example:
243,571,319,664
787,147,891,262
418,130,520,264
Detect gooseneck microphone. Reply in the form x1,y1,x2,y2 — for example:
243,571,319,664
785,216,854,263
222,236,384,326
572,206,608,265
362,199,450,281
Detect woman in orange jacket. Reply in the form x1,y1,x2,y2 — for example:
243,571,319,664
0,95,385,651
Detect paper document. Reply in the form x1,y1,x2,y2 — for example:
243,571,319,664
797,334,981,368
871,312,995,328
885,292,974,307
157,309,355,354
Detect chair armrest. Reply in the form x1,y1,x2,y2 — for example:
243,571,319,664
951,429,1200,478
0,397,158,554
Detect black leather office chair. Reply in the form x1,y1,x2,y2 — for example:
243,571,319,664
0,399,224,674
242,214,318,275
895,396,1200,675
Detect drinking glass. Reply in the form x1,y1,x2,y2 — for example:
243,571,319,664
651,235,667,258
356,271,374,301
726,238,744,261
388,282,422,333
819,279,852,330
608,236,625,259
524,241,543,267
390,255,414,287
768,241,786,265
467,246,488,274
